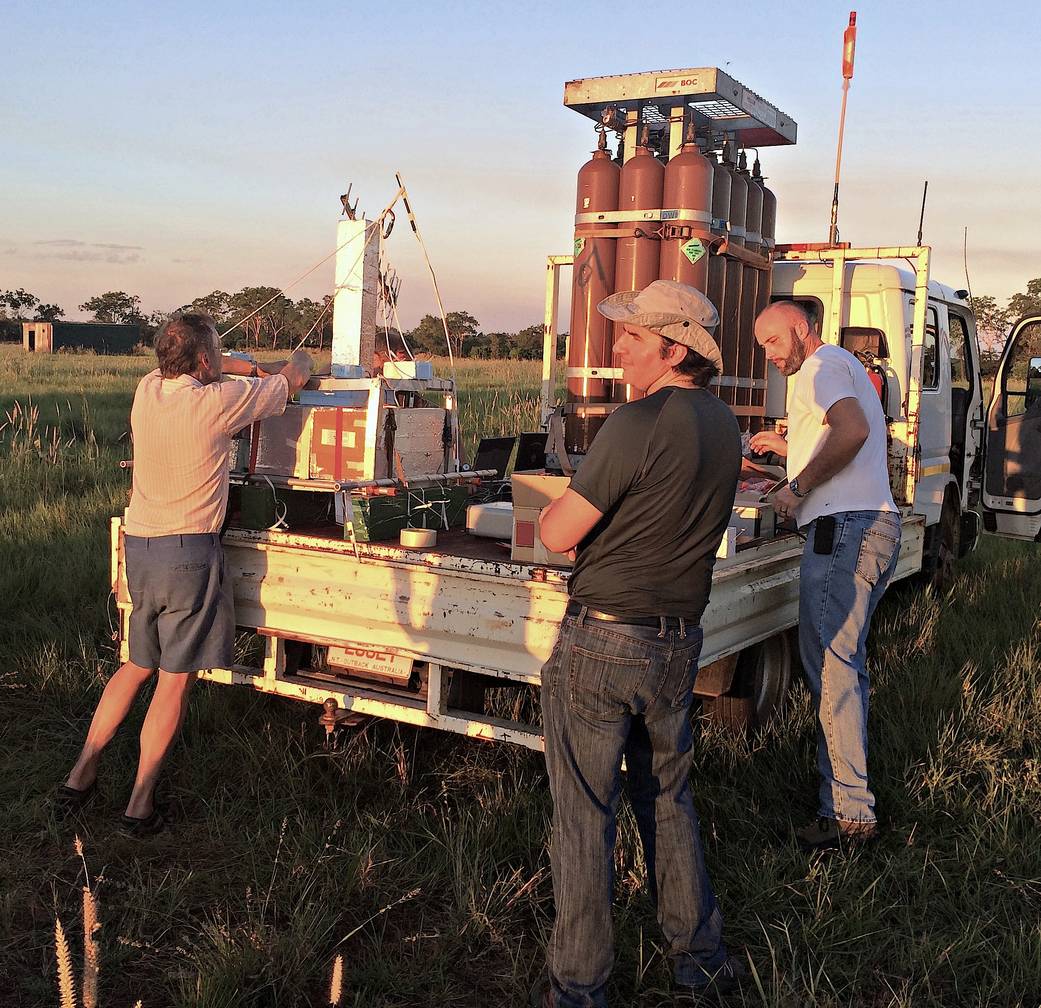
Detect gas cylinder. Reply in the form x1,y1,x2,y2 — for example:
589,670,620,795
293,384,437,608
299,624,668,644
738,151,763,414
567,132,620,452
705,151,730,389
751,155,776,422
659,123,713,294
612,133,664,401
755,155,777,257
719,142,746,410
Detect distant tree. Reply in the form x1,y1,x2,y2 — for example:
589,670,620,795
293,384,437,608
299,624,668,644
2,288,40,318
1008,277,1041,320
188,290,235,329
79,291,142,324
226,287,297,350
970,294,1011,359
512,324,545,360
35,303,65,322
407,311,480,357
485,332,513,359
294,296,337,351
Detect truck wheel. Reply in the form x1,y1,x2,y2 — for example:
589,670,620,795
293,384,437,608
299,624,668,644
701,632,792,733
920,490,960,593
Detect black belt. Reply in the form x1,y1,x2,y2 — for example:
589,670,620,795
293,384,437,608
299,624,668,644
565,601,691,629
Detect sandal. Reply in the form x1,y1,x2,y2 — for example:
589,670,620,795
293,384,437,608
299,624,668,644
54,779,98,815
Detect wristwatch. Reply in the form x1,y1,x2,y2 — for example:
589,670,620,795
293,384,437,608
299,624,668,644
789,476,808,498
249,362,259,378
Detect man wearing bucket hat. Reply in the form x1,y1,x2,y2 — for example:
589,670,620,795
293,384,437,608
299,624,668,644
532,280,745,1006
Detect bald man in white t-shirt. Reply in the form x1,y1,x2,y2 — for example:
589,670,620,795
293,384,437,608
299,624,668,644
751,301,900,852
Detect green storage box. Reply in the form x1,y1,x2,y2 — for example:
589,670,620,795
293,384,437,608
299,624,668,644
346,485,470,542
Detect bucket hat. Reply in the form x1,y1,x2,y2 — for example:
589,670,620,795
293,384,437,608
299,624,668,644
598,280,723,373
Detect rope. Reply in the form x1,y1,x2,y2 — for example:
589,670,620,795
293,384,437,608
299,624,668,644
394,173,457,388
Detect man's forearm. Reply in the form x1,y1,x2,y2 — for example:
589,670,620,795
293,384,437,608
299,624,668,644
221,354,256,377
795,429,866,492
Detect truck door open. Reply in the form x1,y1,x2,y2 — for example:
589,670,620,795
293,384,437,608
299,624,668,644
982,314,1041,542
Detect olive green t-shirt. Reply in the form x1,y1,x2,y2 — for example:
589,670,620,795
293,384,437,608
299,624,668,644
568,386,741,622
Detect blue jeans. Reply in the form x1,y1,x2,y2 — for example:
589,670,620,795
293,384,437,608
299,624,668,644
540,608,726,1008
799,510,901,824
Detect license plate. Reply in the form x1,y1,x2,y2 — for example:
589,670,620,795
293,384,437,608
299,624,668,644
326,644,414,680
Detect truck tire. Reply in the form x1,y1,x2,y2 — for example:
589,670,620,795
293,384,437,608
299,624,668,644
701,632,792,732
920,488,961,593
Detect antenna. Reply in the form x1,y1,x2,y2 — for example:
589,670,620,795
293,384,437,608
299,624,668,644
963,226,973,302
916,180,928,246
828,11,857,245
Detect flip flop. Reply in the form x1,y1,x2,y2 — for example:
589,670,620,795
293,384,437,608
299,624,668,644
54,780,98,815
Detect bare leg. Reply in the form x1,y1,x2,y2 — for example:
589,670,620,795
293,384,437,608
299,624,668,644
125,670,198,819
65,661,156,790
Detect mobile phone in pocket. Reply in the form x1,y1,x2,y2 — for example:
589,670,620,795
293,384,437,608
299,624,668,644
813,515,837,555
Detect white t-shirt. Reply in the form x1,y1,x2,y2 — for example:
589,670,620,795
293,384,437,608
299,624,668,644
786,344,897,526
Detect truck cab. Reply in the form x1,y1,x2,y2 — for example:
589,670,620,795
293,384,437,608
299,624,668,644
770,249,1037,583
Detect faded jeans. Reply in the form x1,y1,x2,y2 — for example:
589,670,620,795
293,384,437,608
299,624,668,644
540,608,726,1008
799,510,901,824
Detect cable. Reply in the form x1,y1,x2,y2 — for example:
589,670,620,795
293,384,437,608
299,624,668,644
260,475,288,531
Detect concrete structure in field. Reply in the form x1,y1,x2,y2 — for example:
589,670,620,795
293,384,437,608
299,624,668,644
22,321,142,354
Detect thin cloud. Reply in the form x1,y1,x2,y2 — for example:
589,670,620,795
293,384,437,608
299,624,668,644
33,239,144,251
41,249,143,264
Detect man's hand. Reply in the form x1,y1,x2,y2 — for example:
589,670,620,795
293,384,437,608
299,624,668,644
280,350,314,395
749,430,788,457
771,485,800,524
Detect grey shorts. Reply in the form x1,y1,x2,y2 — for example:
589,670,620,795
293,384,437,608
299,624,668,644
125,533,234,673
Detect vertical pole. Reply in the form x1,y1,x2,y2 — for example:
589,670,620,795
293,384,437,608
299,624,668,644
542,257,566,425
905,247,930,507
829,12,858,245
828,80,849,245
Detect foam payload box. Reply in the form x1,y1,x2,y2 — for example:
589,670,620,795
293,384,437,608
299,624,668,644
510,470,574,567
247,403,447,483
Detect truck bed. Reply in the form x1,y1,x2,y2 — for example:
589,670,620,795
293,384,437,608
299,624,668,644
110,516,925,749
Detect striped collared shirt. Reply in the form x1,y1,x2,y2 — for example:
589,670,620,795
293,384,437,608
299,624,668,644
124,369,289,536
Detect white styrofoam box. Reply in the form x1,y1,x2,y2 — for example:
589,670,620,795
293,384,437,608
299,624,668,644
466,501,514,539
383,359,434,380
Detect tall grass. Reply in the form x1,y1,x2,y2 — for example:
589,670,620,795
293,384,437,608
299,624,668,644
1,345,1039,1007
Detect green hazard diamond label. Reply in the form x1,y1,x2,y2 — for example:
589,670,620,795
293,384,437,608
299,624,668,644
573,236,585,257
681,237,705,265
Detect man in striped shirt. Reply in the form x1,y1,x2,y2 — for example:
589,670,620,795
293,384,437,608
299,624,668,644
59,313,313,835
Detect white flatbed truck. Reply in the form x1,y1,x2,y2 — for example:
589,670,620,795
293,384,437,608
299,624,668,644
110,244,1041,742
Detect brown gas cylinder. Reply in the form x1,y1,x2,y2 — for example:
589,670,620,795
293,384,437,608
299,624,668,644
659,125,713,294
612,136,664,402
567,134,620,452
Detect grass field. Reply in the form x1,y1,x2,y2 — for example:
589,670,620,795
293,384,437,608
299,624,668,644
1,345,1039,1008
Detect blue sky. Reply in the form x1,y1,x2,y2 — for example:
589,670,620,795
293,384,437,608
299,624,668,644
3,0,1039,332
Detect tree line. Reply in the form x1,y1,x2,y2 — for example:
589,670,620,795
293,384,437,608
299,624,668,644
0,287,554,359
6,278,1039,362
